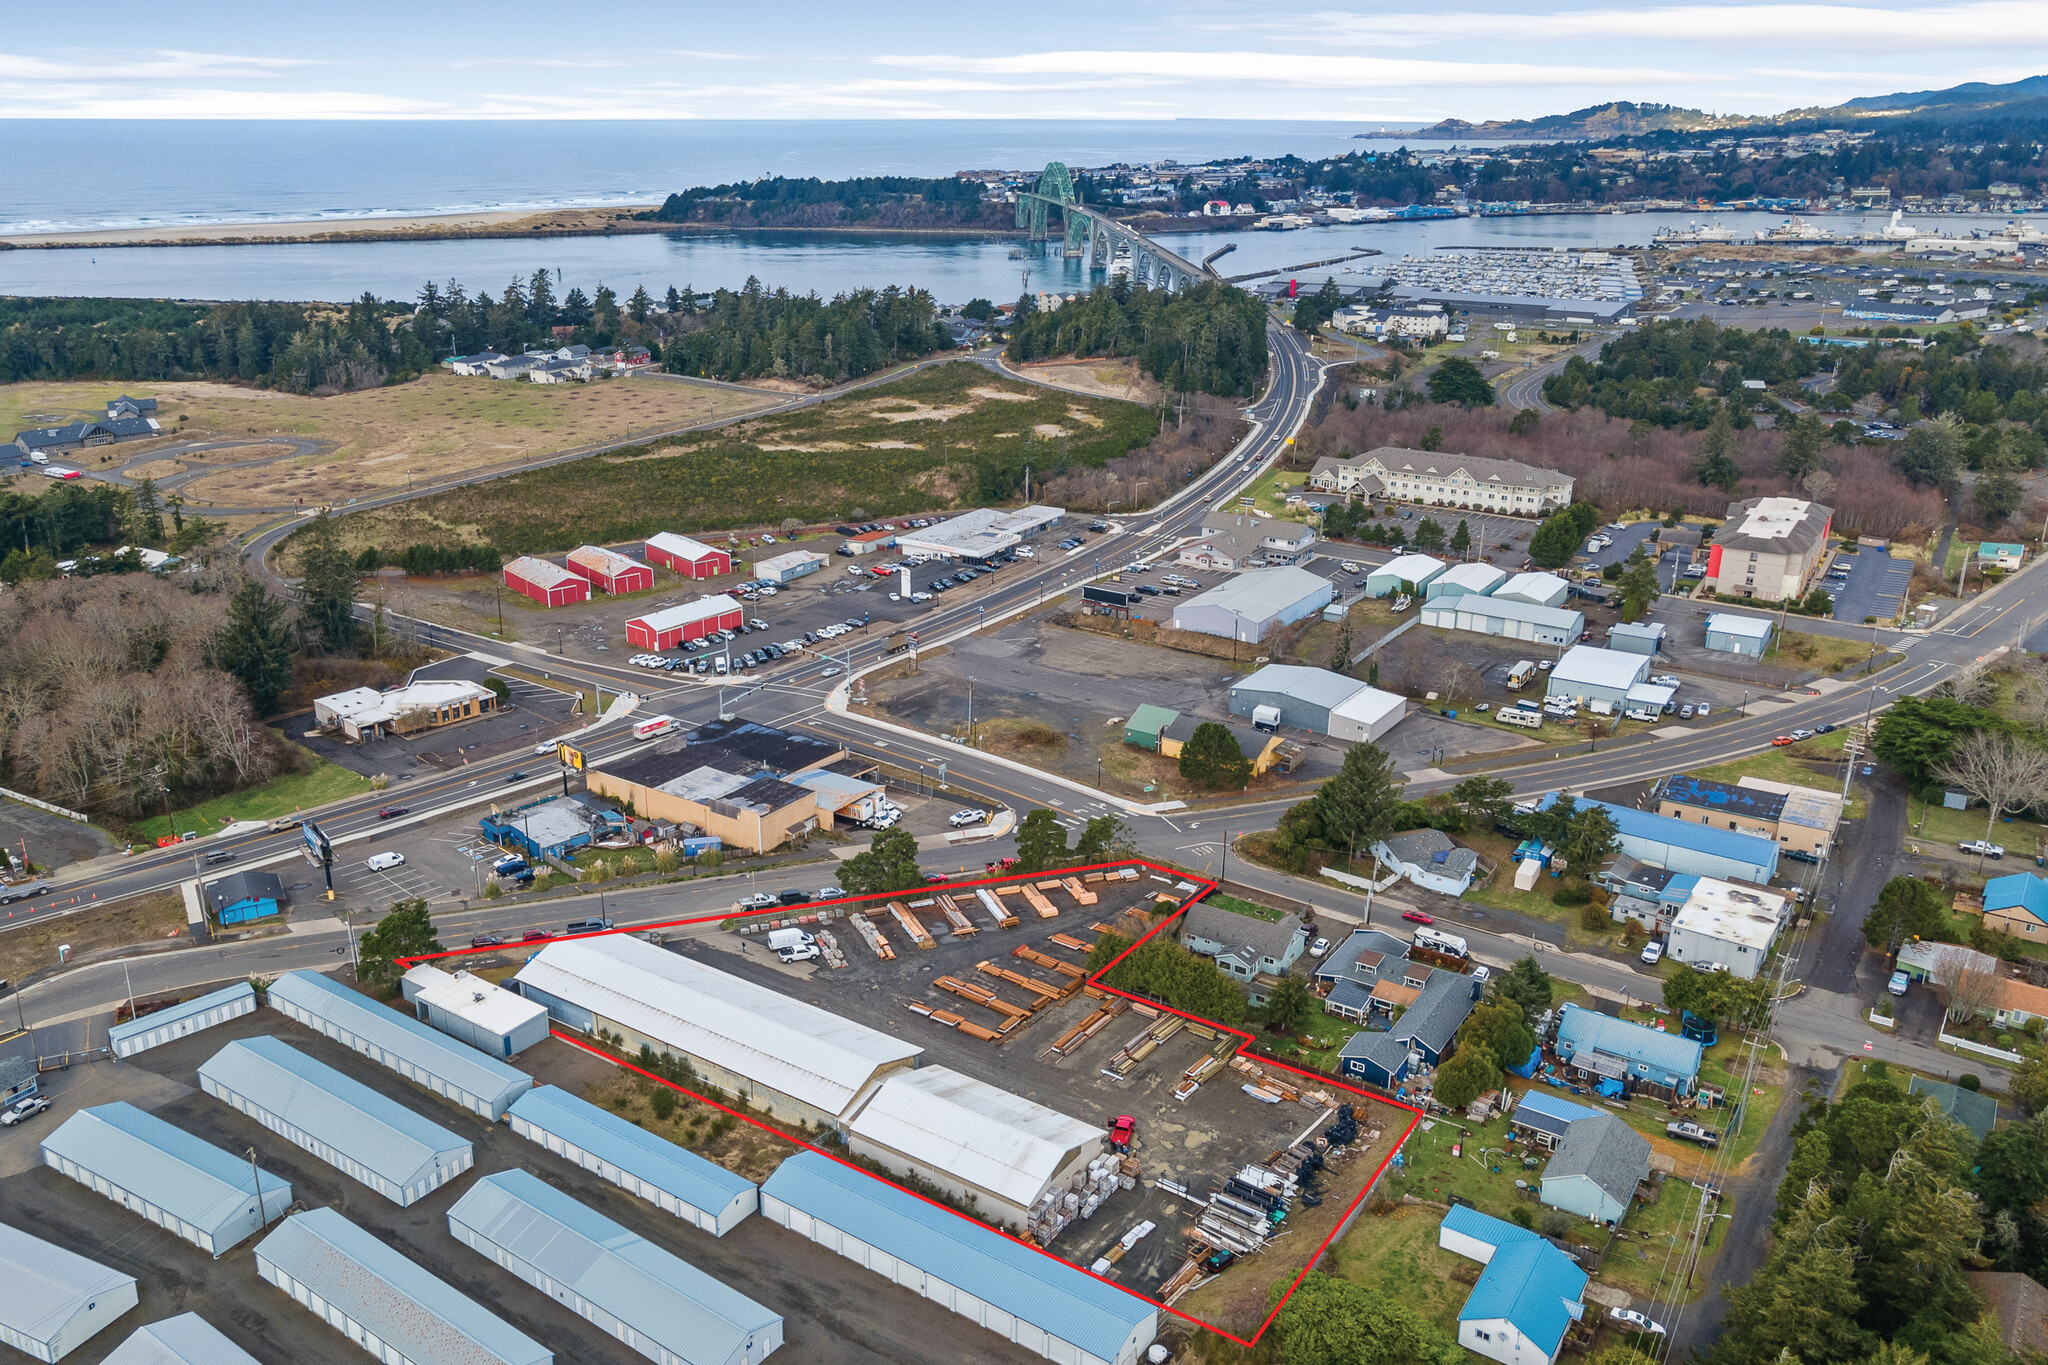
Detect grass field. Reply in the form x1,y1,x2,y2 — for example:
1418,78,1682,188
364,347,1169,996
130,742,376,842
334,362,1160,554
1765,628,1890,674
0,891,186,990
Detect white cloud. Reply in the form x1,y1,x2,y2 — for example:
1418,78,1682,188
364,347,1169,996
1308,2,2048,46
0,48,322,81
0,86,448,118
873,49,1712,88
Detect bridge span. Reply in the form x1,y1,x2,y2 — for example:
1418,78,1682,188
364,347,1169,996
1014,161,1208,292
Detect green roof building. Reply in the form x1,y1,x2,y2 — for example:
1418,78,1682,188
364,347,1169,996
1123,705,1180,751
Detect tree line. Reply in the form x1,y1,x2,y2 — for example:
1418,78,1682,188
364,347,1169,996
661,277,953,385
640,175,1004,230
1006,279,1270,398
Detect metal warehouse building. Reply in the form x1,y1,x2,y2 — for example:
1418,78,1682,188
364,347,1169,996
754,550,826,585
0,1224,138,1364
267,968,532,1119
1606,621,1666,656
1494,571,1570,609
198,1036,475,1206
1228,663,1369,734
1364,553,1447,598
760,1151,1159,1365
1704,612,1775,657
1539,794,1780,884
108,981,255,1058
645,531,730,579
1545,645,1651,707
1327,684,1407,743
1169,565,1333,643
567,544,655,595
1424,562,1506,600
508,1085,759,1236
627,594,746,650
847,1065,1103,1230
1420,593,1584,645
40,1102,292,1258
401,964,553,1058
100,1314,262,1365
256,1209,552,1365
503,556,591,608
448,1169,783,1365
513,935,922,1128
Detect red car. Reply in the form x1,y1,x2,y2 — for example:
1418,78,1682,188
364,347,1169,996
1770,735,1796,747
1402,909,1435,926
376,805,409,819
521,929,554,942
1108,1115,1136,1152
925,872,951,884
469,934,504,948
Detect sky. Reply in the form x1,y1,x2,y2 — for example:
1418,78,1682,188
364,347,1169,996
1,1,2043,122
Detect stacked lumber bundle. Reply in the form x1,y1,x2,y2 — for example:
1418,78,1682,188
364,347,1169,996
935,976,1031,1018
975,960,1062,1002
887,901,936,950
1020,883,1059,919
975,888,1020,928
934,896,978,936
1048,932,1091,952
850,915,895,961
1061,876,1098,906
1012,944,1086,980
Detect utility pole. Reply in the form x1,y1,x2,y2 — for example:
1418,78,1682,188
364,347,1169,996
250,1146,273,1227
121,959,136,1025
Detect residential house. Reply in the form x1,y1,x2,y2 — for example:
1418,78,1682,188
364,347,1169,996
1392,971,1481,1066
1305,446,1573,516
1508,1090,1604,1152
1987,976,2048,1031
1156,714,1290,777
1909,1077,1997,1142
1338,1031,1417,1089
1176,900,1305,986
1701,497,1834,602
1437,1206,1588,1365
1980,542,2025,571
1895,939,1999,986
1370,829,1480,897
1312,928,1421,1020
483,354,540,380
1983,871,2048,940
1175,517,1317,572
1540,1114,1652,1225
447,351,507,376
1966,1272,2048,1359
1553,1004,1703,1098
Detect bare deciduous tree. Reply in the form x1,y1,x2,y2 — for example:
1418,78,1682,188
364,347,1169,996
2010,664,2048,733
1947,965,2002,1023
1936,730,2048,848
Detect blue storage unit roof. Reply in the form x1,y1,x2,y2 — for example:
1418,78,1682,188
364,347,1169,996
1540,793,1779,881
762,1151,1153,1363
1459,1239,1588,1357
507,1086,754,1220
107,982,255,1049
1509,1089,1605,1138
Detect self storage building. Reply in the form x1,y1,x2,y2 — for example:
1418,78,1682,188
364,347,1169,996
645,532,730,579
512,935,922,1128
197,1036,475,1206
40,1102,292,1258
759,1151,1159,1365
107,981,256,1058
401,964,552,1058
1544,646,1650,707
447,1169,783,1365
1494,571,1571,609
507,1085,759,1236
566,545,655,595
255,1209,552,1365
504,556,590,608
0,1224,138,1363
846,1065,1104,1230
267,968,532,1120
1420,593,1584,646
100,1314,264,1365
1424,562,1506,600
1365,553,1447,598
626,595,745,650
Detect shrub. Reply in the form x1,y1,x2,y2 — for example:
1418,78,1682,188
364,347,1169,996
1580,902,1609,933
1999,1033,2017,1049
1958,1074,1982,1092
1538,1209,1575,1239
649,1087,677,1121
480,880,502,899
1552,885,1591,907
1509,1204,1536,1229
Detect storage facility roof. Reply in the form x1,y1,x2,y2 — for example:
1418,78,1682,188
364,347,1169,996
402,966,550,1037
1433,562,1506,594
628,595,744,633
101,1313,264,1365
1371,553,1448,585
267,969,531,1110
1495,571,1570,605
1705,612,1776,641
763,1152,1154,1362
507,1086,754,1216
1175,565,1330,623
646,531,723,562
107,982,254,1047
567,545,650,577
513,936,921,1117
256,1209,550,1365
41,1102,291,1236
848,1065,1099,1210
449,1169,778,1365
1328,685,1405,729
1422,594,1583,632
1550,645,1649,690
1230,662,1367,711
1540,793,1778,870
0,1222,137,1351
198,1037,471,1191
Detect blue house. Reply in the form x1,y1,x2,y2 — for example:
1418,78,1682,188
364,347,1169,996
204,870,284,926
1508,1090,1605,1151
1313,929,1420,1020
1554,1004,1704,1098
1437,1206,1588,1365
1539,793,1779,884
1338,1031,1415,1089
1984,871,2048,939
1337,972,1481,1088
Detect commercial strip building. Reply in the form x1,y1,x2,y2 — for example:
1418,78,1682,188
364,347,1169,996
1420,593,1584,646
1544,646,1650,707
1169,566,1333,642
503,556,592,608
108,981,256,1058
100,1314,264,1365
1665,878,1790,979
1541,1115,1653,1225
567,545,655,595
0,1223,139,1363
507,1085,759,1236
1702,497,1834,602
267,969,533,1120
1174,517,1317,572
513,935,922,1128
1494,571,1571,608
312,679,499,742
588,721,847,853
255,1208,552,1365
401,964,553,1058
1437,1206,1588,1365
1541,793,1780,884
645,531,730,578
1704,612,1776,657
626,594,746,650
1365,553,1447,598
894,505,1064,562
759,1151,1159,1365
40,1102,292,1258
1657,774,1839,858
1306,447,1573,515
198,1036,476,1206
448,1169,783,1365
846,1066,1104,1231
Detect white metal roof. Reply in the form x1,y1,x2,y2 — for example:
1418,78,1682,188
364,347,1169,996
1231,662,1368,711
1673,878,1786,951
627,594,743,634
0,1223,136,1350
646,531,723,562
848,1065,1100,1210
101,1314,264,1365
1625,682,1677,707
753,550,825,576
567,545,650,578
403,966,550,1037
1495,571,1570,605
504,555,582,590
267,970,531,1112
1705,612,1775,640
1736,776,1842,832
313,679,494,730
106,981,254,1047
40,1102,292,1239
1370,553,1448,585
1551,645,1650,690
1422,595,1583,632
1327,685,1406,728
513,936,922,1117
1174,565,1330,623
1433,562,1506,594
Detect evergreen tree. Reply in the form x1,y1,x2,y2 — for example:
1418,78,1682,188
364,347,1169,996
356,898,441,979
1618,557,1660,623
1450,519,1471,556
1316,741,1406,860
1895,414,1964,491
292,512,361,652
214,579,295,716
1073,815,1137,865
128,478,167,546
1494,956,1554,1023
1692,407,1742,491
1775,411,1830,481
1427,356,1495,407
1413,516,1446,551
1013,809,1070,872
1433,1043,1500,1110
1179,721,1252,788
1527,506,1582,569
627,285,652,323
664,285,682,314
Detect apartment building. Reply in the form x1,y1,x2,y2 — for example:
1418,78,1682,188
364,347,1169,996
1306,447,1573,516
1702,497,1834,602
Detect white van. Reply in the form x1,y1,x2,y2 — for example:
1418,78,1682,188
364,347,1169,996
1413,926,1470,959
767,928,815,952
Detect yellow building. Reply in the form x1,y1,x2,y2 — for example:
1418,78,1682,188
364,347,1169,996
1157,715,1291,776
586,719,849,854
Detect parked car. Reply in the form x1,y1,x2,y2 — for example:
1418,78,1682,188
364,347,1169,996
1959,840,2006,859
469,934,504,948
1608,1309,1666,1336
365,851,406,871
949,808,989,828
521,929,555,942
1309,937,1331,958
738,892,778,910
1640,940,1664,965
1788,728,1815,741
1401,909,1434,926
1771,735,1796,747
564,917,613,934
1888,969,1911,996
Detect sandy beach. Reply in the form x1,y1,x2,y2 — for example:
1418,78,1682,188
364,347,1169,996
0,205,663,249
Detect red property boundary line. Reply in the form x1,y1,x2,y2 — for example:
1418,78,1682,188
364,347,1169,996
397,856,1424,1351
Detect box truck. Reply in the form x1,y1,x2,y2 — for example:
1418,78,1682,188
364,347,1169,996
632,714,677,741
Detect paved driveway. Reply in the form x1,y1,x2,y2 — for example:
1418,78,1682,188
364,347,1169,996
1825,547,1912,623
1584,522,1659,569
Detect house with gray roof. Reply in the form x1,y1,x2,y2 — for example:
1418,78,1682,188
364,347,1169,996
1177,515,1317,572
1338,1030,1417,1089
1177,900,1305,983
1540,1115,1652,1225
1313,928,1425,1020
1392,970,1481,1065
1371,829,1480,897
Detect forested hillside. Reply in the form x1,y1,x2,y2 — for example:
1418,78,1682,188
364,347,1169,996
1006,281,1269,398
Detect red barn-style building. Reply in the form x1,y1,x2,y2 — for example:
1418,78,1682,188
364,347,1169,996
625,594,744,650
565,545,655,595
644,531,730,579
504,556,590,608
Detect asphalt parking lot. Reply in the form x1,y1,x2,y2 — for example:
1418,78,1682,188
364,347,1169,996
1583,521,1660,570
4,990,1049,1365
1823,546,1912,623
